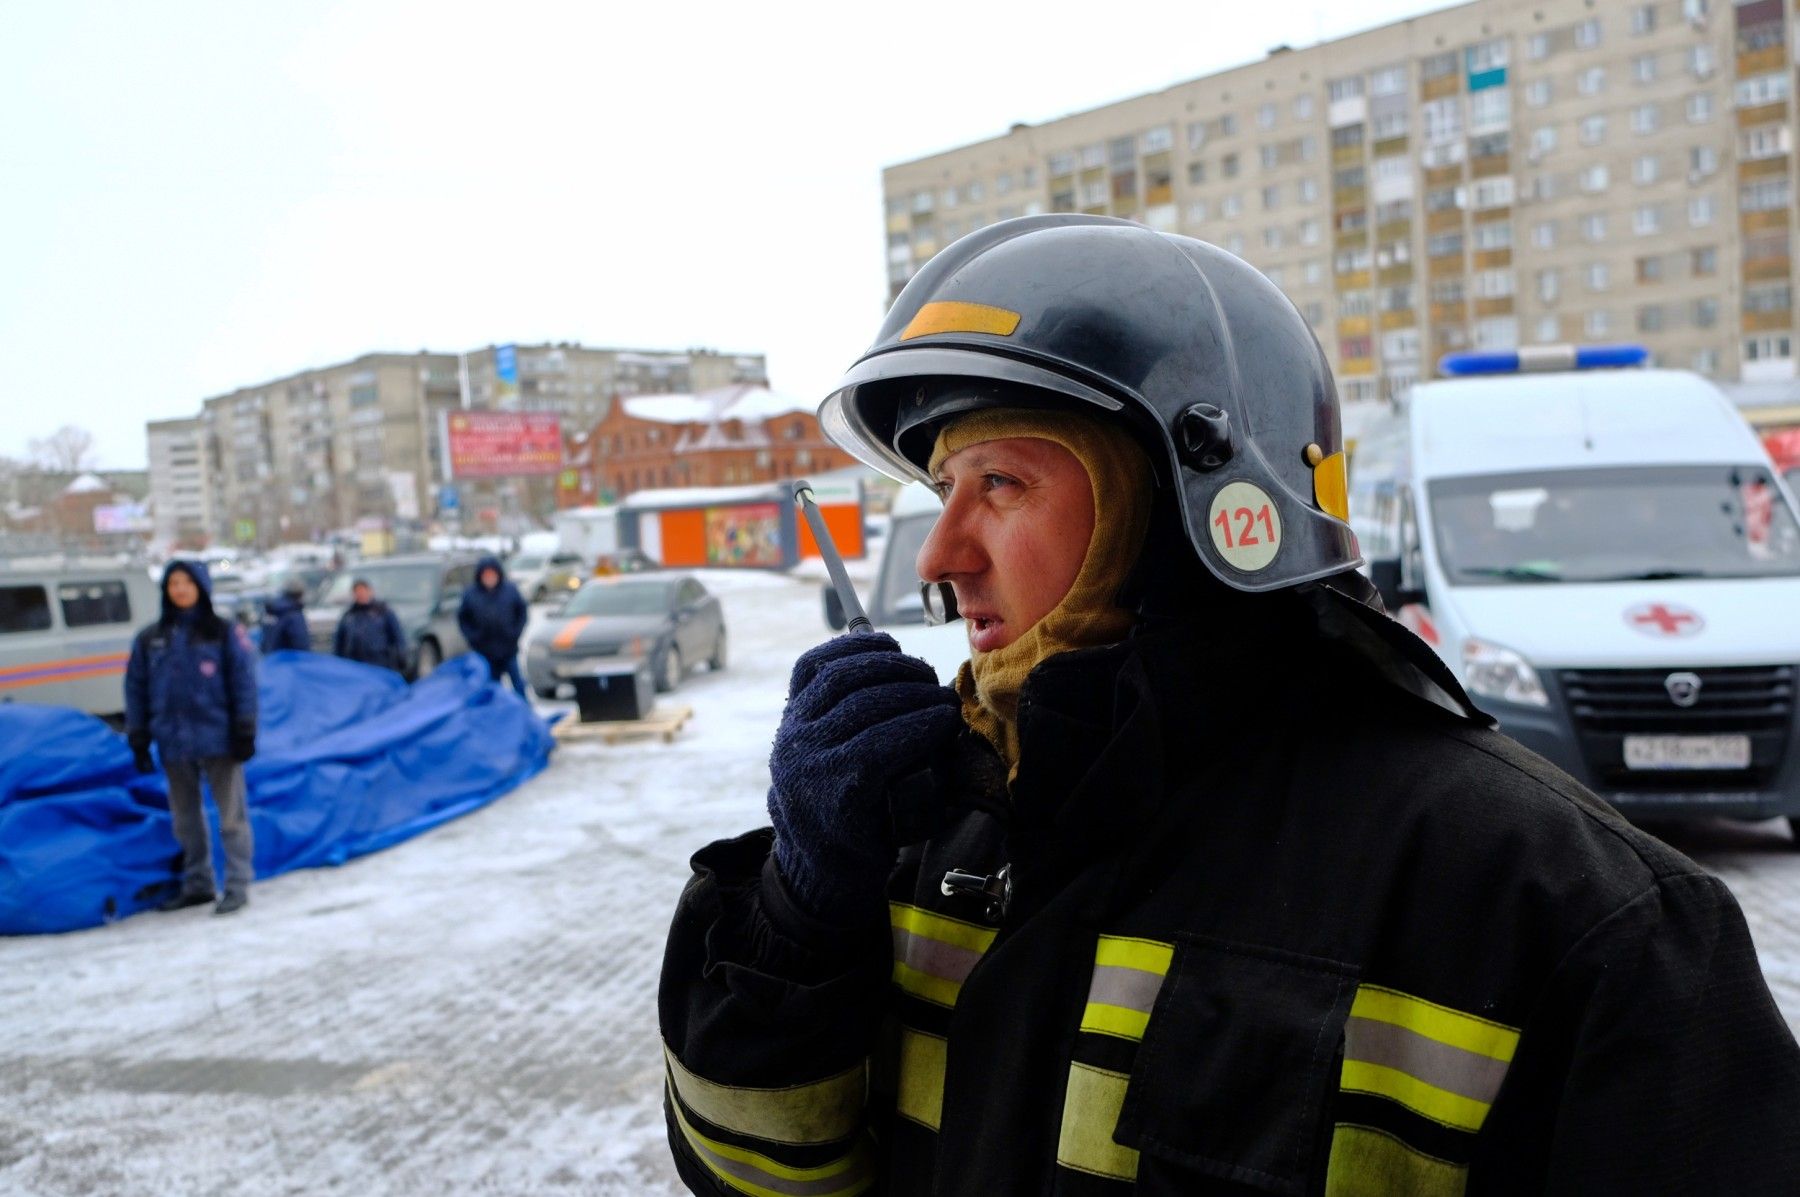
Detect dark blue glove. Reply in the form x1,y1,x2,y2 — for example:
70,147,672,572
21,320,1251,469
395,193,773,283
768,633,963,923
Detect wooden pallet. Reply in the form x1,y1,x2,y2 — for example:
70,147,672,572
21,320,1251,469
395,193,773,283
552,703,694,745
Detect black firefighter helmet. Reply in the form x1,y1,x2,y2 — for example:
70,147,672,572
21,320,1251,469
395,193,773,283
819,213,1360,595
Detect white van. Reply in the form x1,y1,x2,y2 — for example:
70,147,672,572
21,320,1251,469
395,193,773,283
821,483,969,681
0,563,162,718
1351,350,1800,835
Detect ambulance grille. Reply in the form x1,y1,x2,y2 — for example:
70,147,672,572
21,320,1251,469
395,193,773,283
1558,665,1795,789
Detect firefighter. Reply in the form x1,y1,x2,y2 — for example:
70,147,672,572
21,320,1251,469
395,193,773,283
658,215,1800,1194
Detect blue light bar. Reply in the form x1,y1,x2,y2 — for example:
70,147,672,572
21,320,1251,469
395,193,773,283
1437,343,1651,377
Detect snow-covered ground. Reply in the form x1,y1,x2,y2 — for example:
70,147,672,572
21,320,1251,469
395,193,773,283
4,560,1798,1196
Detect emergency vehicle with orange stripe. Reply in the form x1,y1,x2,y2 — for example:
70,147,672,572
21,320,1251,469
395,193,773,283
1349,345,1800,833
0,564,160,718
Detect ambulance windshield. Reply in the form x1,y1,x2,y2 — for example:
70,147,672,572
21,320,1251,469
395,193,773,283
1429,465,1800,584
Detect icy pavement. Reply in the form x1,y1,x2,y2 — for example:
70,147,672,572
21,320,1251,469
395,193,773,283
3,564,1799,1196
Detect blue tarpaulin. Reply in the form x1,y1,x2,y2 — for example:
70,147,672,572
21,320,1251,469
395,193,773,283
0,652,555,934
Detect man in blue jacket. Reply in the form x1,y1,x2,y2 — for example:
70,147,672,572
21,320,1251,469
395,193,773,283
260,578,311,654
334,578,408,674
458,555,529,694
125,560,258,916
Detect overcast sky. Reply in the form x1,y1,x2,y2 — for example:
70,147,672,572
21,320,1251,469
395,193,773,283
0,0,1448,469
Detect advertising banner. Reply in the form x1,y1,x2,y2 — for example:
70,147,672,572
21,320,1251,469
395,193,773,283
445,411,563,478
495,343,520,406
704,502,783,567
93,503,153,534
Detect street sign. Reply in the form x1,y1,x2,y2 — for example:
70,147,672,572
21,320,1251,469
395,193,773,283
440,486,460,511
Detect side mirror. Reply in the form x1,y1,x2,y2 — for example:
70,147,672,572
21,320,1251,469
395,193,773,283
822,584,847,631
1368,558,1426,610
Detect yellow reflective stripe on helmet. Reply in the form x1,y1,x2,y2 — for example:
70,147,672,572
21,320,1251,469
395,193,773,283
890,902,997,1008
1079,935,1173,1042
1055,1061,1140,1181
1338,1060,1493,1133
1349,986,1520,1064
895,1026,948,1131
1325,1123,1468,1197
668,1089,876,1197
900,301,1023,341
663,1045,865,1146
1314,450,1349,521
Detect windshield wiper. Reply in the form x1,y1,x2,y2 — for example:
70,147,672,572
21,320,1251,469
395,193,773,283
1457,564,1564,582
1584,567,1709,582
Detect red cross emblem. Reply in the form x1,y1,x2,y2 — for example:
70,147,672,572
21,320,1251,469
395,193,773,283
1625,602,1704,637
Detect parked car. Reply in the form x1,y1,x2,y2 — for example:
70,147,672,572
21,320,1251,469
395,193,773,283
508,548,589,603
304,554,480,678
525,573,725,698
821,483,968,681
0,564,161,718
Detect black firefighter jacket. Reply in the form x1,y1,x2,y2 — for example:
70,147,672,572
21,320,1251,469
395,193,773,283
658,605,1800,1196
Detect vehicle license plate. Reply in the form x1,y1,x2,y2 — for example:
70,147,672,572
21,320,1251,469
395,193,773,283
1622,735,1751,771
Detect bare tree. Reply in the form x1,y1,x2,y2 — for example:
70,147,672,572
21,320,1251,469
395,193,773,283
29,425,96,473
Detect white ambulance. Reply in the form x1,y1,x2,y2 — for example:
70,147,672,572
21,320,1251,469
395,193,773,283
1351,346,1800,836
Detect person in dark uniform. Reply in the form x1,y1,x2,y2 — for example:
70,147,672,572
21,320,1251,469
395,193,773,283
457,555,529,694
658,215,1800,1195
260,577,312,654
333,578,407,674
125,560,258,916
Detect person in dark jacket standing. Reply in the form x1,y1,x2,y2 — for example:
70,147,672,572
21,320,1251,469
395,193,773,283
334,578,407,674
125,560,258,916
457,555,529,694
260,578,311,654
658,216,1800,1195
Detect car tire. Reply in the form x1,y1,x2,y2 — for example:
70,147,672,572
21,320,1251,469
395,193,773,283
709,628,727,671
657,644,683,693
415,639,441,678
1789,816,1800,848
534,686,557,700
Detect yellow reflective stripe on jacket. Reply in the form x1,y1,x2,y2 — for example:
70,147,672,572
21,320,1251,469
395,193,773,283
889,902,998,1009
1055,1061,1140,1181
1338,985,1520,1133
663,1045,866,1146
669,1091,876,1197
895,1026,948,1131
1325,1124,1468,1197
1079,935,1174,1043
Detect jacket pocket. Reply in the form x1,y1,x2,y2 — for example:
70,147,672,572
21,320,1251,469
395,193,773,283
1113,934,1357,1195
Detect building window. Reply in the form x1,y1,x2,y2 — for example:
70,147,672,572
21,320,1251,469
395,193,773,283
1299,135,1319,162
1222,193,1243,217
1580,213,1608,242
1470,177,1514,208
1691,246,1717,275
1297,177,1320,204
1636,255,1664,283
1693,298,1719,328
1374,110,1409,140
1186,122,1207,152
1421,98,1462,143
1263,226,1284,249
1261,144,1280,170
1526,79,1552,108
966,181,985,203
1474,317,1518,350
1741,126,1791,160
1537,269,1560,302
1294,94,1316,121
941,187,959,208
1534,316,1560,342
1579,115,1607,145
1185,200,1209,224
1467,39,1508,73
1634,154,1659,184
1222,152,1240,178
1631,103,1659,135
1688,45,1714,78
1049,152,1075,176
1693,348,1720,375
1631,5,1656,35
1473,269,1515,298
1579,164,1609,193
1686,91,1714,122
1303,261,1324,286
1634,54,1657,85
1745,335,1794,362
1689,145,1719,176
1225,233,1246,256
1586,262,1610,291
1532,221,1557,249
1745,283,1793,314
1585,309,1611,336
1637,305,1665,332
1577,67,1606,97
1141,125,1174,153
1741,177,1793,212
1530,126,1557,157
1473,221,1512,251
1328,76,1363,103
1527,32,1550,60
1689,194,1716,226
1188,161,1206,185
1468,88,1510,131
1262,184,1281,210
1574,18,1602,50
1257,102,1278,130
1735,74,1790,108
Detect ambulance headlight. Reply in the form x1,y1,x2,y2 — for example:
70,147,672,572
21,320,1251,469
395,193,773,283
1461,638,1549,708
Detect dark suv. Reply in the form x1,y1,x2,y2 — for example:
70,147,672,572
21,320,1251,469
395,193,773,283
306,554,482,678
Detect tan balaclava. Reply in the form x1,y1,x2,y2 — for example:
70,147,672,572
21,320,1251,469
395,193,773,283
927,408,1153,774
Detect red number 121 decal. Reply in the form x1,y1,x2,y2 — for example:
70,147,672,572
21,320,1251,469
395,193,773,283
1214,505,1277,549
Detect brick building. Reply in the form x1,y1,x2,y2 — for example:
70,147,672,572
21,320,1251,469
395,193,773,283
560,385,856,504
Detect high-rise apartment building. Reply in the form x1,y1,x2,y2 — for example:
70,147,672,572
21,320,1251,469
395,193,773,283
882,0,1795,413
145,417,211,547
